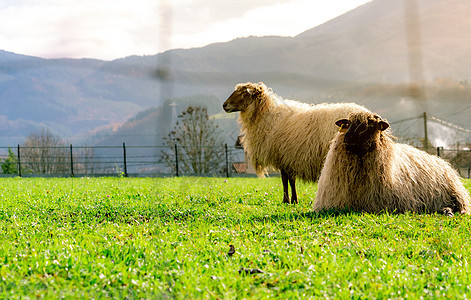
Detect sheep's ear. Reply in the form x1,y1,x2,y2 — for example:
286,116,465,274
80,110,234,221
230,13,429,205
335,119,349,127
246,87,254,95
335,119,349,132
377,121,389,131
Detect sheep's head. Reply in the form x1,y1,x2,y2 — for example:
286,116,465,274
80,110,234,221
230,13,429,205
335,112,389,156
223,82,265,113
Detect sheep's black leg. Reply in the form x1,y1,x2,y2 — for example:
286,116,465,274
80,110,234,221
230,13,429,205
281,170,290,203
289,176,298,204
281,170,297,204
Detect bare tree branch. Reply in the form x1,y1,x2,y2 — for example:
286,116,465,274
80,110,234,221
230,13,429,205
161,105,225,174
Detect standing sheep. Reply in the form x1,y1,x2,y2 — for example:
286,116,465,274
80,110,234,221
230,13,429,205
222,82,370,204
313,111,471,216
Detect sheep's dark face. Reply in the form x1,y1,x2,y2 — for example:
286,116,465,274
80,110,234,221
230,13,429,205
223,84,261,113
336,113,389,157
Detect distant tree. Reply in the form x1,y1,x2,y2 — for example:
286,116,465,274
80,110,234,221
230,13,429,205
418,137,435,153
21,129,69,174
1,147,17,174
161,105,225,174
73,145,105,175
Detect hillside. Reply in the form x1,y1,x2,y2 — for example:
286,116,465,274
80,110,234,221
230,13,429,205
0,0,470,147
92,94,225,146
0,50,150,145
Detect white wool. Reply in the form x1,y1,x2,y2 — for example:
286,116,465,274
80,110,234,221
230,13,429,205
314,111,471,214
233,82,370,181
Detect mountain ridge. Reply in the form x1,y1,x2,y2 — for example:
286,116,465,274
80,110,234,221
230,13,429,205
1,0,471,146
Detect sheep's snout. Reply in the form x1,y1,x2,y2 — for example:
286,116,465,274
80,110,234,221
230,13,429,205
344,142,369,157
223,102,233,112
343,127,375,156
223,98,239,113
223,90,245,113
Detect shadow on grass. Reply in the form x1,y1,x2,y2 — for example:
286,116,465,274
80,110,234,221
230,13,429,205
34,205,362,225
245,208,457,224
34,201,427,225
30,205,454,226
247,207,363,224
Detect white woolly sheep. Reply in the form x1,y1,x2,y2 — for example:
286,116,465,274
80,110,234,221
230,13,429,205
313,111,471,216
222,82,370,204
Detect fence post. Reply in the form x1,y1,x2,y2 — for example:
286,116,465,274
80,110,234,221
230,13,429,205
174,144,179,177
70,144,74,177
437,147,441,157
225,143,229,177
123,142,128,177
17,144,21,177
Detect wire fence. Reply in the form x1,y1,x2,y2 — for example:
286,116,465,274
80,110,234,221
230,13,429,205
0,144,469,178
437,147,471,178
0,144,254,178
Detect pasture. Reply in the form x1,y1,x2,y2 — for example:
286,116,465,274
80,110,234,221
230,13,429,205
1,177,471,299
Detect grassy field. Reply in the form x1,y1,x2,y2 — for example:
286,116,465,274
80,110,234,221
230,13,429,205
1,177,471,299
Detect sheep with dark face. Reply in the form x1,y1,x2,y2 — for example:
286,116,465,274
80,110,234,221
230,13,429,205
314,111,471,216
223,82,370,204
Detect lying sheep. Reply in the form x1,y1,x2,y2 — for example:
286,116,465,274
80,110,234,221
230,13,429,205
313,111,471,216
222,82,370,204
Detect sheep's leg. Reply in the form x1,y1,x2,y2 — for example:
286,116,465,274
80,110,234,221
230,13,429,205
281,170,298,204
281,171,290,203
289,177,298,204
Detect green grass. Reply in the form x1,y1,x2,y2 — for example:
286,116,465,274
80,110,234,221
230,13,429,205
1,177,471,299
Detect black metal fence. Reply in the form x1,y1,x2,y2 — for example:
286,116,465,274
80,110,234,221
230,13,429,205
0,144,469,178
0,144,252,178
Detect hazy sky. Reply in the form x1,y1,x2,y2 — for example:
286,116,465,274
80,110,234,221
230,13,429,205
0,0,370,60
